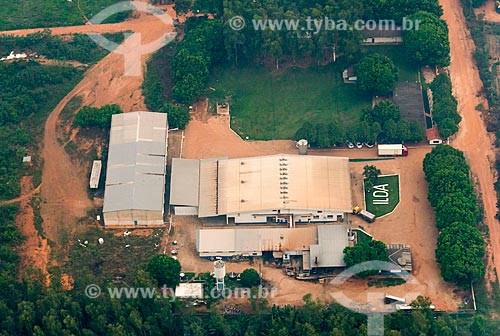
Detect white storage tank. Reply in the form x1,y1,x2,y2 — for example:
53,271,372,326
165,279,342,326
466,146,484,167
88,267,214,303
296,139,309,155
214,259,226,291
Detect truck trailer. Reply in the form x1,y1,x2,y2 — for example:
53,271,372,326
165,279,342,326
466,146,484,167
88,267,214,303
378,144,408,156
353,206,376,223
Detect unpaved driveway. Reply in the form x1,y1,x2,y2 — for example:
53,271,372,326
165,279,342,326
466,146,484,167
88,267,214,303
33,5,177,264
440,0,500,286
181,111,460,310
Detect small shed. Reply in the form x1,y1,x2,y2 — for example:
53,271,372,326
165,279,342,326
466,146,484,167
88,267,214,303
175,283,204,299
426,126,443,145
216,102,230,115
342,66,357,83
89,160,102,189
362,26,402,45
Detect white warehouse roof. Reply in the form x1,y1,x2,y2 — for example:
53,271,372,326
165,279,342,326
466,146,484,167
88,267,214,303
309,224,349,267
169,158,200,207
103,112,168,213
197,154,352,217
197,226,318,256
196,224,349,267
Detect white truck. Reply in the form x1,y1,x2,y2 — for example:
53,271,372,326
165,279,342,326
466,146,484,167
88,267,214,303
378,144,408,157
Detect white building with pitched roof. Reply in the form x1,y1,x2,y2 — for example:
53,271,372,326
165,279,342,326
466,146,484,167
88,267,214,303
103,112,168,227
170,154,352,225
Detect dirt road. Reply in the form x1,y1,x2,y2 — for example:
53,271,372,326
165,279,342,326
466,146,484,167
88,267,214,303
440,0,500,285
0,183,42,206
475,0,500,23
14,177,50,285
0,3,177,37
37,5,176,258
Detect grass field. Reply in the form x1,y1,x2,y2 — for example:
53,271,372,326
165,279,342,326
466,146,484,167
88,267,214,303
353,228,373,244
207,64,372,140
365,174,400,217
365,46,420,83
0,0,128,30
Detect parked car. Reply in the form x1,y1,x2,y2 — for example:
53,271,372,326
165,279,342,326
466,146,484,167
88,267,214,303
355,142,363,149
364,142,374,148
346,140,355,149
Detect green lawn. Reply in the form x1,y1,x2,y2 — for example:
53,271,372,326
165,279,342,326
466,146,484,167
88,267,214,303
0,0,128,30
365,45,419,82
365,174,400,217
353,228,373,244
207,65,372,140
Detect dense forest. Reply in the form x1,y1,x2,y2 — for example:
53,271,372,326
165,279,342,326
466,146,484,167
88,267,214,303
0,31,125,64
0,61,83,200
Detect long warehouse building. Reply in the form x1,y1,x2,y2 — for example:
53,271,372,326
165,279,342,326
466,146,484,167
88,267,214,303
170,154,352,225
103,112,168,227
197,224,350,269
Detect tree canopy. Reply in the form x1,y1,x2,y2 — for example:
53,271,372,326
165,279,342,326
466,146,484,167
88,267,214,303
240,268,261,288
403,11,451,67
159,103,191,129
146,254,181,287
354,54,398,95
343,240,387,276
429,73,461,138
423,145,485,286
73,104,122,128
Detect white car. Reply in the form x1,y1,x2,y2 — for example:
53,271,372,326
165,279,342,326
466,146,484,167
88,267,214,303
355,142,363,149
364,142,375,148
346,141,355,149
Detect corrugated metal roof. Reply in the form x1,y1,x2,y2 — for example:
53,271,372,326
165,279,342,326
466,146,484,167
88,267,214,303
89,160,102,189
198,154,352,217
197,226,318,254
103,112,168,213
309,224,348,267
170,158,200,207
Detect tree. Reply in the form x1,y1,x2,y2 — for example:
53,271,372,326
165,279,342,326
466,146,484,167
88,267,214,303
363,165,381,185
343,240,387,276
73,104,122,128
240,268,260,288
396,120,411,142
146,255,181,287
354,53,398,95
175,0,192,15
408,120,424,143
437,118,458,138
315,123,331,148
295,121,316,143
159,103,190,129
384,119,399,142
403,11,450,67
470,316,487,336
327,120,345,146
363,101,400,126
356,121,372,143
436,223,485,286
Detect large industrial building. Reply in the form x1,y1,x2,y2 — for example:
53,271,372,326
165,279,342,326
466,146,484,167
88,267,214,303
103,112,168,227
196,224,350,269
170,154,353,225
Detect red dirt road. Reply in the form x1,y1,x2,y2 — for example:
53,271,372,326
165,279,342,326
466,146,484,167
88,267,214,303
0,183,42,206
441,0,500,285
35,5,176,259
